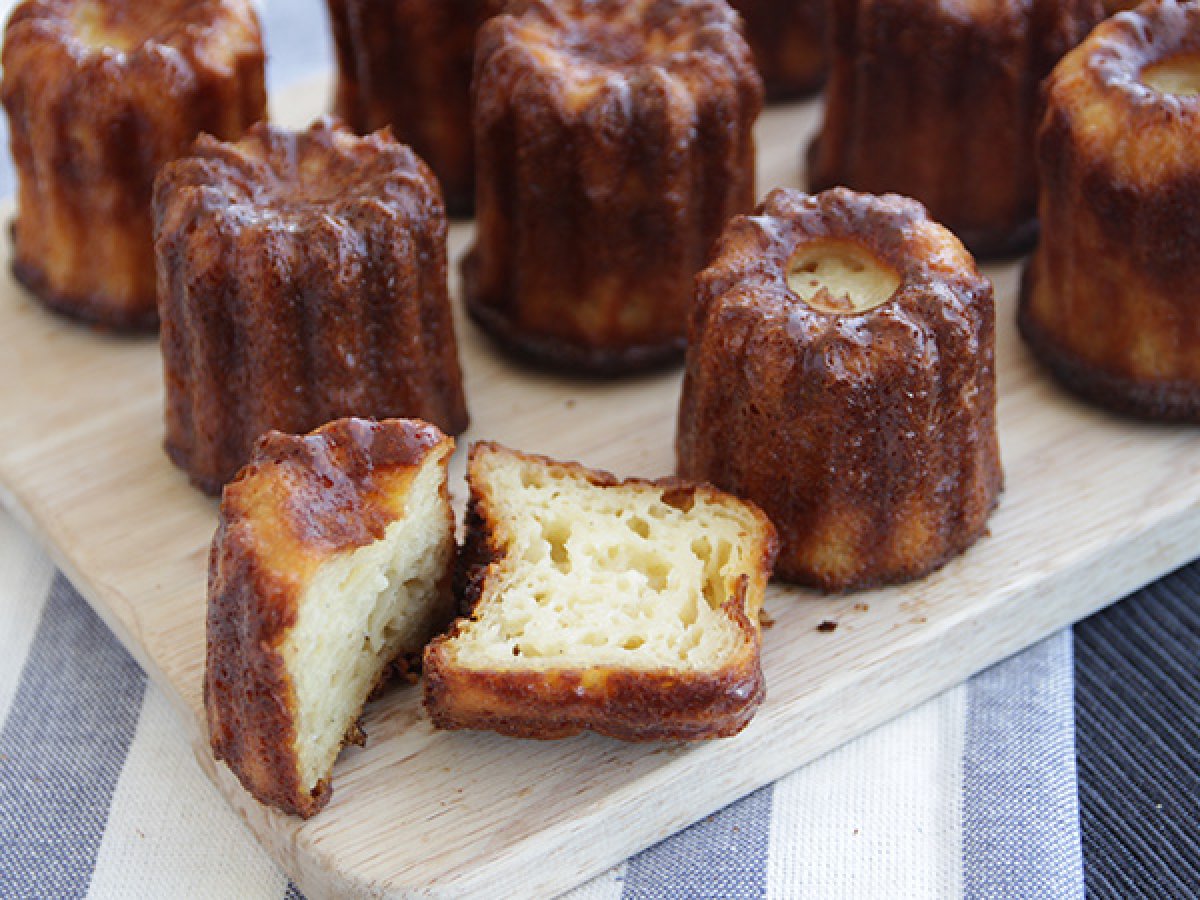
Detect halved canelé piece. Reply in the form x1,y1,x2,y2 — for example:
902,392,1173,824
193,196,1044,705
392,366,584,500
206,418,457,817
424,443,778,741
1018,0,1200,422
677,187,1003,592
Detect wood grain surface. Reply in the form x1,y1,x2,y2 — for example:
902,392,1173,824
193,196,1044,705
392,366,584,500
0,77,1196,899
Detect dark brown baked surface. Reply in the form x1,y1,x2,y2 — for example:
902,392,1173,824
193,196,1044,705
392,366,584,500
1018,0,1200,423
325,0,500,216
465,0,763,373
154,118,469,494
2,0,266,330
730,0,827,100
424,442,777,741
206,417,455,818
808,0,1103,258
677,187,1003,592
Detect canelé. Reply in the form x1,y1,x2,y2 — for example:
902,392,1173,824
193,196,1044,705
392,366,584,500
324,0,499,215
1019,0,1200,422
424,442,777,741
465,0,763,373
730,0,827,100
154,119,469,494
207,417,456,817
677,188,1003,591
808,0,1104,258
1,0,266,329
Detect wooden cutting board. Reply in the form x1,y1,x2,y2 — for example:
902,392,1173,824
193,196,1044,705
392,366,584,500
0,75,1196,900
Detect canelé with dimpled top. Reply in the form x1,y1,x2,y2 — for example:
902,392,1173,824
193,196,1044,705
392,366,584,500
324,0,501,216
1,0,266,329
677,188,1003,592
465,0,763,373
808,0,1104,258
154,119,469,495
1018,0,1200,422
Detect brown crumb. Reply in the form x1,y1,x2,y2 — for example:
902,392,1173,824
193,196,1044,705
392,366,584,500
758,608,776,628
565,399,577,409
816,620,838,633
345,720,367,747
853,603,869,612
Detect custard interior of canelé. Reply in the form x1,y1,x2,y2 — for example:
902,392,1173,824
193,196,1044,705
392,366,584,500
280,460,451,795
787,241,901,314
1142,55,1200,97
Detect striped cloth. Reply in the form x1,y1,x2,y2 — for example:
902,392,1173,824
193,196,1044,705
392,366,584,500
0,504,1085,899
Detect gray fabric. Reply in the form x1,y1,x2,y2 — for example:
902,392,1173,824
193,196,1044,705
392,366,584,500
963,631,1084,900
622,785,774,900
0,576,147,900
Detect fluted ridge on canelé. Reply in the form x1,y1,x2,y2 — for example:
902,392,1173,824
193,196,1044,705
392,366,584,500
730,0,827,100
324,0,500,215
678,188,1002,592
808,0,1103,258
154,119,469,495
1,0,266,330
465,0,763,373
1018,0,1200,422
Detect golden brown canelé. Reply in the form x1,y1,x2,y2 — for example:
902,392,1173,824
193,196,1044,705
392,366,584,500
465,0,764,373
677,188,1003,592
808,0,1104,258
1,0,266,330
154,119,469,495
324,0,499,216
730,0,827,100
1018,0,1200,423
207,417,457,818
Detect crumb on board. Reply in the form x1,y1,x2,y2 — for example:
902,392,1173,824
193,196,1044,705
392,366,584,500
853,602,869,612
816,620,838,633
758,608,776,628
565,398,576,409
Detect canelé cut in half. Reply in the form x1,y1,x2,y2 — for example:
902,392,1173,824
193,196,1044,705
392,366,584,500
730,0,827,100
324,0,500,214
1018,0,1200,422
206,417,457,818
808,0,1104,257
466,0,763,373
154,118,469,495
1,0,266,329
678,188,1003,592
424,443,778,741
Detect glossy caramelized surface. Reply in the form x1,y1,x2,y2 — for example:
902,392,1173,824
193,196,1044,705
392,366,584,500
679,188,1002,591
154,119,469,494
1019,0,1200,422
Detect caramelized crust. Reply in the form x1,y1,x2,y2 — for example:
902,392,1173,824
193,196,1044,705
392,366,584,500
325,0,500,215
1019,0,1200,422
808,0,1103,258
465,0,763,372
2,0,266,329
730,0,827,100
677,188,1003,592
154,118,469,494
424,443,777,741
206,417,455,818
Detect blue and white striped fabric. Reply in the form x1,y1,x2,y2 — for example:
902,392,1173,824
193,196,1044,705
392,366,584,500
0,1,1087,896
0,500,1084,899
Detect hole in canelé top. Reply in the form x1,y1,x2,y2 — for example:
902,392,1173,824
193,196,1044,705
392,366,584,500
1142,55,1200,97
786,240,901,315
